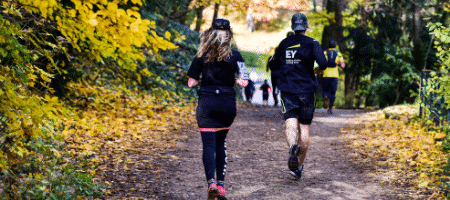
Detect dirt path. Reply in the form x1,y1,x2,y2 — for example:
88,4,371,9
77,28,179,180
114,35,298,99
122,105,406,199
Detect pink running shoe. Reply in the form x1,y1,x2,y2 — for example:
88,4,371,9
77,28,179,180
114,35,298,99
207,183,219,200
217,186,227,200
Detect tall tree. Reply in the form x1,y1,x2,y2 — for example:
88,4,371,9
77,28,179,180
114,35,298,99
344,0,443,108
321,0,354,107
195,5,205,32
213,0,221,20
321,0,337,49
312,0,317,12
333,0,353,107
412,0,425,71
317,0,335,100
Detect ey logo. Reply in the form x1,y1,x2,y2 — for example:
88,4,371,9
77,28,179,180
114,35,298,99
286,50,297,59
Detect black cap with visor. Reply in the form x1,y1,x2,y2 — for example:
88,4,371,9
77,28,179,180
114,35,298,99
212,18,231,30
291,13,308,31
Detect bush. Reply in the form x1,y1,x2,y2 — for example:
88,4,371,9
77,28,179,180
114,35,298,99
136,12,200,101
1,132,104,199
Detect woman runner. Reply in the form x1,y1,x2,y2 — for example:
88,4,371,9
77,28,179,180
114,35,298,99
187,18,249,200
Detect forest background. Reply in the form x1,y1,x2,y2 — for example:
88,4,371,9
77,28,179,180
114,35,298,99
0,0,449,199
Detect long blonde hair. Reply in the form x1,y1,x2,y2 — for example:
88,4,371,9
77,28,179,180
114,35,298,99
196,27,233,63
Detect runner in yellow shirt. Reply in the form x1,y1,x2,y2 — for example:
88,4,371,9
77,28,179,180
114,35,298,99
322,40,345,114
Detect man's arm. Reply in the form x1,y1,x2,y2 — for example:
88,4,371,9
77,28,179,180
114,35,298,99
268,42,284,71
337,53,345,69
339,61,345,69
338,56,345,69
313,41,334,70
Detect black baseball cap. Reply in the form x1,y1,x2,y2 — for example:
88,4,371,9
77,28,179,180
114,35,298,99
291,13,308,31
212,18,231,30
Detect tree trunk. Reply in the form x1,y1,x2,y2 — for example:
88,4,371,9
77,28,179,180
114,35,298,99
195,6,205,32
354,75,361,107
318,24,337,100
321,0,337,48
323,0,329,12
319,0,335,99
313,0,317,12
333,0,353,108
321,0,352,107
213,0,221,20
412,2,424,71
325,0,334,13
394,82,401,105
321,25,337,50
344,72,357,108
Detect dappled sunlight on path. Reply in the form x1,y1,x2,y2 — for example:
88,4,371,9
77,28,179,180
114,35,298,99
145,106,409,199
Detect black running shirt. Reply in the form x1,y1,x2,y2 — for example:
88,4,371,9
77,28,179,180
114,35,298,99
188,50,249,87
260,83,270,95
269,34,333,94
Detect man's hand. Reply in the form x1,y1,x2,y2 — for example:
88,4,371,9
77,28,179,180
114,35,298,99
339,61,346,69
314,67,323,75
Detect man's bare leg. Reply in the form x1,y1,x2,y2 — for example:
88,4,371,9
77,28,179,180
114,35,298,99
297,124,309,166
286,118,306,178
285,118,299,147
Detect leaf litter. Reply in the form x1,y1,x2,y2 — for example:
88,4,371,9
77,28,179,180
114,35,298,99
342,105,449,199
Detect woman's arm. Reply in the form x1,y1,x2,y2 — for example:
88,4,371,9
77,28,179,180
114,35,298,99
187,57,202,88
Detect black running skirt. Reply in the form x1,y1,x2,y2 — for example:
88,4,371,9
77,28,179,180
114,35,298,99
196,86,236,131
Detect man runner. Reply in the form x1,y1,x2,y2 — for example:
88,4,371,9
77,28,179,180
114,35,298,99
259,79,271,106
322,40,345,114
269,13,334,179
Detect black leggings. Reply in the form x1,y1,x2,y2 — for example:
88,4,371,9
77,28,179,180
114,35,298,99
201,130,228,182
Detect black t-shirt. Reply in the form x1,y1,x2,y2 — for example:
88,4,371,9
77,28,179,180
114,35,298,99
269,34,334,94
188,50,249,88
260,83,270,95
325,49,338,67
245,80,255,93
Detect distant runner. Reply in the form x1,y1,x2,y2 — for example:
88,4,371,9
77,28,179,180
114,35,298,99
322,40,345,114
269,13,334,179
187,18,249,200
259,79,271,106
244,79,255,102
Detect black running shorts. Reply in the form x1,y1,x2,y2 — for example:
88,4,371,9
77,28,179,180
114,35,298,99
262,93,269,100
196,86,236,129
280,91,315,124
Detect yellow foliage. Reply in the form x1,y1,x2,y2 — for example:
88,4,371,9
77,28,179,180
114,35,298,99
0,2,191,198
0,0,184,171
0,61,63,170
343,105,449,197
59,82,196,182
445,2,450,12
13,0,178,71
